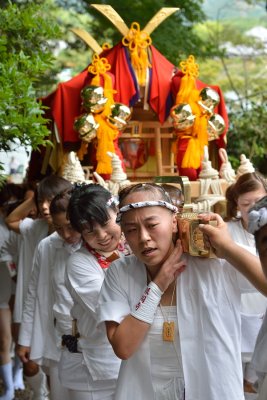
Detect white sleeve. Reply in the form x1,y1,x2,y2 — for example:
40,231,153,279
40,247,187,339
65,251,104,315
98,261,131,325
0,231,20,263
18,245,41,347
19,217,34,236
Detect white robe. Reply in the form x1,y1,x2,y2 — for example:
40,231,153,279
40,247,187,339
19,232,79,365
65,247,121,385
14,217,48,322
98,254,256,400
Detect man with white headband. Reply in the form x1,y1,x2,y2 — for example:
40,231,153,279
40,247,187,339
248,195,267,400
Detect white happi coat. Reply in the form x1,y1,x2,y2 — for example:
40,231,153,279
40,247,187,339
14,217,48,323
65,246,121,383
19,232,80,365
98,253,256,400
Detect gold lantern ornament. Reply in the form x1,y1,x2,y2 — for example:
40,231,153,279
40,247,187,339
170,103,196,131
74,113,99,143
81,85,108,114
207,113,225,141
198,87,220,114
106,103,132,130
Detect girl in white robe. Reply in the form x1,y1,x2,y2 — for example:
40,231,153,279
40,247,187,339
6,176,72,400
17,189,81,400
97,183,267,400
61,184,129,400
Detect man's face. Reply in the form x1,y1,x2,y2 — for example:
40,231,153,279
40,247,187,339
256,224,267,278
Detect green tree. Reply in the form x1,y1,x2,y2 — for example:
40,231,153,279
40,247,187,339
195,18,267,173
0,1,61,172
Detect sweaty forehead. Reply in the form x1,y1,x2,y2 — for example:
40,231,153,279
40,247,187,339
121,190,160,206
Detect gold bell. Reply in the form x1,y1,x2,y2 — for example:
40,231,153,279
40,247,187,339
170,103,195,131
106,103,132,130
74,113,99,143
81,85,108,113
198,87,220,114
207,113,225,141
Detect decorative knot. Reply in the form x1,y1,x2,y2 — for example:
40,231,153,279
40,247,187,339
102,42,111,50
88,54,111,75
122,22,152,51
122,22,152,86
180,55,199,78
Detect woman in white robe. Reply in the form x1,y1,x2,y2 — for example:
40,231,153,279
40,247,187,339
6,176,72,399
17,189,81,400
61,184,128,400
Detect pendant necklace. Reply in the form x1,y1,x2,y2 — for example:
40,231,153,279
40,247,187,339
159,282,176,342
146,270,176,342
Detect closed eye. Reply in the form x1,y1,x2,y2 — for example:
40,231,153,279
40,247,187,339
125,227,137,234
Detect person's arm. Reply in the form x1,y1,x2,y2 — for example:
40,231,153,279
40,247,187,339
106,317,151,360
5,196,37,233
199,213,267,296
105,241,186,360
17,244,42,362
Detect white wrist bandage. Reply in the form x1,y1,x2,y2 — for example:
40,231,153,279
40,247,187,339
131,281,163,324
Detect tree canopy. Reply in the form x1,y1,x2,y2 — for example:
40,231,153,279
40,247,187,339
0,1,60,159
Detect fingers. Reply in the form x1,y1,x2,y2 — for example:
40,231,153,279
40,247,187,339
198,223,217,235
154,241,186,291
17,345,30,363
198,212,224,226
174,264,187,280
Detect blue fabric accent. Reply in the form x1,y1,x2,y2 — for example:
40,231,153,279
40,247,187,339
165,90,175,120
124,47,140,106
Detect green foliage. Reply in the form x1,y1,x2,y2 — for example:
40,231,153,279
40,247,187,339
226,100,267,171
195,15,267,173
0,1,60,153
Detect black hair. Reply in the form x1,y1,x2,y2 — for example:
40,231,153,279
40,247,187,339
0,183,25,208
67,183,117,233
34,176,73,212
50,189,73,216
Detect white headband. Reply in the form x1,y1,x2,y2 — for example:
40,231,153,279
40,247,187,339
116,200,178,223
248,196,267,234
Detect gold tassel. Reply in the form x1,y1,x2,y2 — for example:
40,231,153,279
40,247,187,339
94,114,119,174
122,22,152,86
175,55,209,170
86,54,118,174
